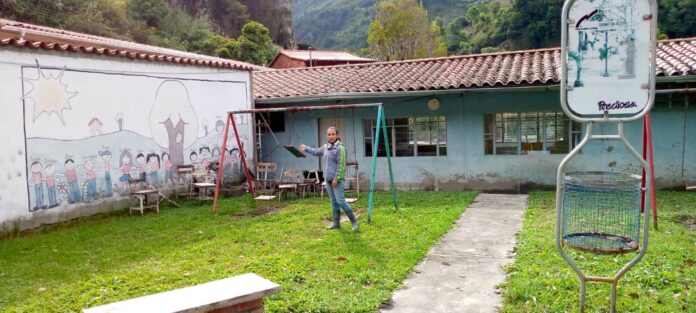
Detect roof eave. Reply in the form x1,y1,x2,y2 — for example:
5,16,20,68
255,84,560,105
255,75,696,105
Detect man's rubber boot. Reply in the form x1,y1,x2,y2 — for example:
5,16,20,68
346,211,359,231
327,211,340,230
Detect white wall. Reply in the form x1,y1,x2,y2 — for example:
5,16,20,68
0,47,253,232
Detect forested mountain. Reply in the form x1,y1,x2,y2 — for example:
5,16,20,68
0,0,295,65
2,0,694,62
294,0,696,55
292,0,480,52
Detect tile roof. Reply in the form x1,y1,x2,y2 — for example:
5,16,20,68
0,18,260,71
276,49,374,62
254,38,696,100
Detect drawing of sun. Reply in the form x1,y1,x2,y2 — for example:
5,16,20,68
23,66,77,125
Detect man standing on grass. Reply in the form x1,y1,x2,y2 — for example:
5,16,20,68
300,127,359,231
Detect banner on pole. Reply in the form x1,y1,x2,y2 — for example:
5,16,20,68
563,0,655,119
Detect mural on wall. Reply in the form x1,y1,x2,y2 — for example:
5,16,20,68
22,64,251,212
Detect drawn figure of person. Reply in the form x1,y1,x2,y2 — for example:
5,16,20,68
190,151,199,170
199,146,211,171
146,153,160,186
162,152,172,185
30,161,45,211
99,149,113,197
64,159,81,203
83,159,98,202
136,153,147,181
119,150,133,190
45,163,59,208
212,146,221,162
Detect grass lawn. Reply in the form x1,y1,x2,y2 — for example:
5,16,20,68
0,191,476,313
502,191,696,313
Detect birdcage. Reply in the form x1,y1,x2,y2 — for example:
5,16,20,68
561,171,642,254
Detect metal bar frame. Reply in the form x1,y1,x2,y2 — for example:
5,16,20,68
558,1,657,310
212,102,398,217
555,122,652,313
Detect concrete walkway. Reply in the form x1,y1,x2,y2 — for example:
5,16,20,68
381,193,527,313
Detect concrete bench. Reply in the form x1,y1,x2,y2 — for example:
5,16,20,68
83,273,280,313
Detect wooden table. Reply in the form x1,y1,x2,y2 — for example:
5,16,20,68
130,189,160,215
193,182,216,204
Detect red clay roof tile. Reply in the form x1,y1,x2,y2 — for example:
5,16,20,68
255,38,696,100
0,18,260,71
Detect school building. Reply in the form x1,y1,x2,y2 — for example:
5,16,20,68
253,38,696,191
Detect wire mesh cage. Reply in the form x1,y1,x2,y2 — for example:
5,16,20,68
561,171,642,254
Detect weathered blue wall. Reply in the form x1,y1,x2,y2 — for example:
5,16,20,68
259,89,695,191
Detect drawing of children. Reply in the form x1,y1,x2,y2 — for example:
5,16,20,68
146,153,160,186
199,146,211,171
212,146,221,162
99,149,113,197
162,152,172,185
30,161,45,211
45,163,59,208
190,151,199,170
64,158,81,203
83,159,98,202
119,150,133,190
136,153,147,181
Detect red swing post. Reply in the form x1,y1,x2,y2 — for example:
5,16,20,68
640,113,658,230
212,112,255,214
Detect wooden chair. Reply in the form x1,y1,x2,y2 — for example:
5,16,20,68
304,170,322,197
192,170,216,204
175,165,196,199
254,162,278,200
128,178,161,215
277,168,302,200
344,161,359,204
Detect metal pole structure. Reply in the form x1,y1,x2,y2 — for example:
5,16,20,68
558,0,657,310
641,119,648,213
229,103,383,114
556,122,653,313
379,106,398,209
230,113,255,198
645,114,658,229
367,106,383,223
212,113,233,214
214,103,397,219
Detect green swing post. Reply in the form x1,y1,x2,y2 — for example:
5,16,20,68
367,105,398,223
380,106,398,210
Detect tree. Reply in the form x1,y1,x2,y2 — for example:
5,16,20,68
658,0,696,39
367,0,447,61
236,21,279,65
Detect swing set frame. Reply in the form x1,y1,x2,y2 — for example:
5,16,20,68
211,103,398,223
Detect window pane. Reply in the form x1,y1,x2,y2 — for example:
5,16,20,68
484,114,495,154
394,118,414,156
521,112,543,155
373,121,392,157
416,117,436,156
496,113,518,155
438,119,447,156
546,113,570,154
571,121,582,150
363,120,373,157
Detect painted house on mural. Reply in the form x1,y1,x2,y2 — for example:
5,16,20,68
254,38,696,191
0,19,257,231
268,49,375,69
